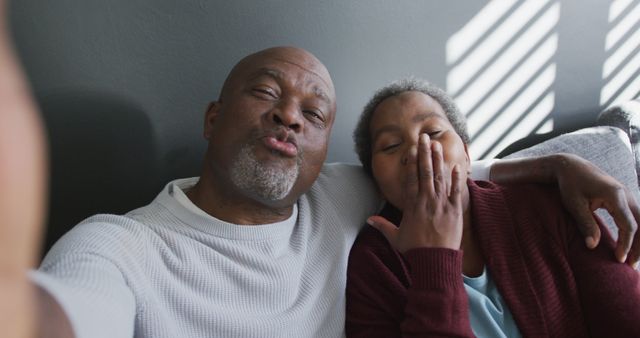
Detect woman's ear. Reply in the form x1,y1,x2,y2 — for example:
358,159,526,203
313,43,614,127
463,143,472,175
204,101,220,140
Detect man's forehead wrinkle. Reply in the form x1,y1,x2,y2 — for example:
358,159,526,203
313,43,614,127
312,86,331,105
247,68,285,81
232,47,331,82
269,57,334,93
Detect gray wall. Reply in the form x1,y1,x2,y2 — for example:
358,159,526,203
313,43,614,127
13,0,637,164
8,0,640,189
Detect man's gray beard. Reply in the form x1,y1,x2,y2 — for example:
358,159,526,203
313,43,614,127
229,144,301,201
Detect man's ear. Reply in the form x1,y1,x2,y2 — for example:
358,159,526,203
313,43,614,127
204,101,220,140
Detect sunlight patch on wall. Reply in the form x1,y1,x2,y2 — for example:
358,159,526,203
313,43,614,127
446,0,560,159
600,0,640,108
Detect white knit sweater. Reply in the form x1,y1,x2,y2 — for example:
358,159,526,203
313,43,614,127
31,164,379,338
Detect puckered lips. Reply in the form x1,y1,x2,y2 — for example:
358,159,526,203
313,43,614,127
261,129,298,157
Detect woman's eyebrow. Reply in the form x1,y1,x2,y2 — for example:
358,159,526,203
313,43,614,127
412,112,445,123
372,110,448,140
372,124,401,142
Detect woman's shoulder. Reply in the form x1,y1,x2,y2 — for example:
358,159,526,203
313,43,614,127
351,203,402,255
469,179,573,244
470,179,564,213
351,224,392,257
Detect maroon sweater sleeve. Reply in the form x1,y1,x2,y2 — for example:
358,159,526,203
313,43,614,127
563,218,640,337
346,227,474,338
402,248,474,337
504,182,640,337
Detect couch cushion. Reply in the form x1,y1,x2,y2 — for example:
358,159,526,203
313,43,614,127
504,126,640,241
597,100,640,185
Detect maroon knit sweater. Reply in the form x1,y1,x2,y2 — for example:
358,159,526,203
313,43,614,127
346,180,640,337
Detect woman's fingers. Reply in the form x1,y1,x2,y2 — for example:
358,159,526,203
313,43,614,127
431,141,446,198
418,133,435,199
367,216,400,246
449,164,464,207
402,145,419,210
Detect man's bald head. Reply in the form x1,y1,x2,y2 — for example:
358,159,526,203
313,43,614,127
219,46,336,112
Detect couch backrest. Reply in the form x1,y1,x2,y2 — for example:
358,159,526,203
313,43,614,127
505,126,640,239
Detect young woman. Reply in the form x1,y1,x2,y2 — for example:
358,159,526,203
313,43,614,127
346,78,640,337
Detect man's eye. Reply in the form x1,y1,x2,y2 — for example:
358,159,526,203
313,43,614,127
303,110,325,122
427,130,442,137
253,88,277,99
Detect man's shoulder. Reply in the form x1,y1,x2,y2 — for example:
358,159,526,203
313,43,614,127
309,163,378,209
43,197,172,262
47,213,149,256
315,163,373,192
319,162,366,178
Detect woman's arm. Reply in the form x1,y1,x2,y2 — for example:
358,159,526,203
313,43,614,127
489,153,640,266
346,245,473,338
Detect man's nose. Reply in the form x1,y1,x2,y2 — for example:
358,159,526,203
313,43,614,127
272,99,302,132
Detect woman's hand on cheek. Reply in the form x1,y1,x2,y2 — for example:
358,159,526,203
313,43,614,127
368,134,465,253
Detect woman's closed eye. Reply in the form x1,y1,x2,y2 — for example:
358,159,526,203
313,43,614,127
381,143,400,152
425,130,442,138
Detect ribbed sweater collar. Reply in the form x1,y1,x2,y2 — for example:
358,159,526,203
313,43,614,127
154,177,299,241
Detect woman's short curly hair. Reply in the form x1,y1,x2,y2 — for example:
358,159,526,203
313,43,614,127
353,77,470,177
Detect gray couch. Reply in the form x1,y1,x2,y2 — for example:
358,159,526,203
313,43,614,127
503,100,640,241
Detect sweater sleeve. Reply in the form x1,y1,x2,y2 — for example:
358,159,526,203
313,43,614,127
30,252,136,338
469,160,494,181
28,217,141,338
564,218,640,337
346,237,474,338
402,248,475,338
